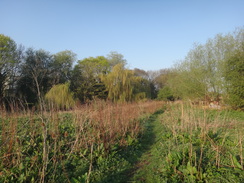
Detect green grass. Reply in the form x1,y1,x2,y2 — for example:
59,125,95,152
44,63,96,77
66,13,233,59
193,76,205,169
0,102,243,182
129,104,244,183
88,109,164,183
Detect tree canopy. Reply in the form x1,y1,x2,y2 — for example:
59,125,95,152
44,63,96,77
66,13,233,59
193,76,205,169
0,28,243,110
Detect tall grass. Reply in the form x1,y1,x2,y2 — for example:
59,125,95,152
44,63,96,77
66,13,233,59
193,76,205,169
0,100,163,182
159,102,244,182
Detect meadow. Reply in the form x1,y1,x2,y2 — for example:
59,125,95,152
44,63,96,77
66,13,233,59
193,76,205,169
131,102,244,182
0,101,243,183
0,101,163,183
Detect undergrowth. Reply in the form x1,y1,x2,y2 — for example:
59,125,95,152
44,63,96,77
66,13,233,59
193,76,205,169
131,102,244,183
0,100,163,183
1,101,243,182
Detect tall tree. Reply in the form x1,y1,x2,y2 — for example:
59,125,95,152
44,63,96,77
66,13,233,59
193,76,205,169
168,28,243,102
106,51,127,69
0,34,21,103
51,50,76,85
224,49,244,109
17,48,53,108
70,56,109,103
134,68,157,99
101,64,143,102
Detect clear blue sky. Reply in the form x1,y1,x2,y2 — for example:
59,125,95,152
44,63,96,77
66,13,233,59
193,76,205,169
0,0,243,70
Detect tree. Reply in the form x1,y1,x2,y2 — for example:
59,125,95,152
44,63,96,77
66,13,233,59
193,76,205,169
153,69,172,89
134,68,157,99
101,64,144,102
17,48,53,108
0,34,21,103
167,29,243,102
51,50,76,85
70,56,109,103
45,82,75,110
106,51,127,70
224,49,244,109
157,86,174,101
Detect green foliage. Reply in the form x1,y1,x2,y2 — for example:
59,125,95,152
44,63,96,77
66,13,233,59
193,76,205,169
70,56,109,103
45,82,75,110
131,104,244,182
51,50,76,84
17,48,54,105
101,64,145,102
168,29,243,103
157,86,174,101
106,51,127,69
224,49,244,110
0,34,20,102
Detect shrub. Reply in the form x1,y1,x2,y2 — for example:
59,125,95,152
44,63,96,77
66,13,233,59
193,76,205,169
157,86,174,101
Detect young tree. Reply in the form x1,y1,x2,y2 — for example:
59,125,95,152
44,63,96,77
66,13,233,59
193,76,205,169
157,86,174,101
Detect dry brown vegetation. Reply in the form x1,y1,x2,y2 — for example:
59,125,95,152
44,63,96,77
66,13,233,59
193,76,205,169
0,100,164,182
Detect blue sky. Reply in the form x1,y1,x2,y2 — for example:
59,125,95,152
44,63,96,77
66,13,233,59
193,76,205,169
0,0,243,70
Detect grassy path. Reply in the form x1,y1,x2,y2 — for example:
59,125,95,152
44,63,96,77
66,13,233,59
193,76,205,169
126,106,244,183
127,109,166,183
93,106,244,182
91,109,164,183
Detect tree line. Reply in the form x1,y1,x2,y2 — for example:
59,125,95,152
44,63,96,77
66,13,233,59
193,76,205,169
158,28,244,110
0,36,158,110
0,27,243,110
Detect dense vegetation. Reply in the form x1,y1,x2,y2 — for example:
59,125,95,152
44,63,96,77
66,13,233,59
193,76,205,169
0,28,243,110
0,28,243,182
167,28,244,110
0,101,163,182
131,103,244,182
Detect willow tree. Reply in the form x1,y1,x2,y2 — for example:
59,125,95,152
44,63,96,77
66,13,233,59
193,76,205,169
101,64,143,102
45,82,75,110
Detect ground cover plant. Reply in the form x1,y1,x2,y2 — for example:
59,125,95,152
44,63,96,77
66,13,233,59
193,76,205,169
130,102,244,182
0,100,163,183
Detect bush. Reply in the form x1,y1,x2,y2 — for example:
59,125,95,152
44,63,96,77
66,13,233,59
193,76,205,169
157,86,174,101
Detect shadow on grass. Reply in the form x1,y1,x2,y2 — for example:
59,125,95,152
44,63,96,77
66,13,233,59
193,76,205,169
97,109,164,183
